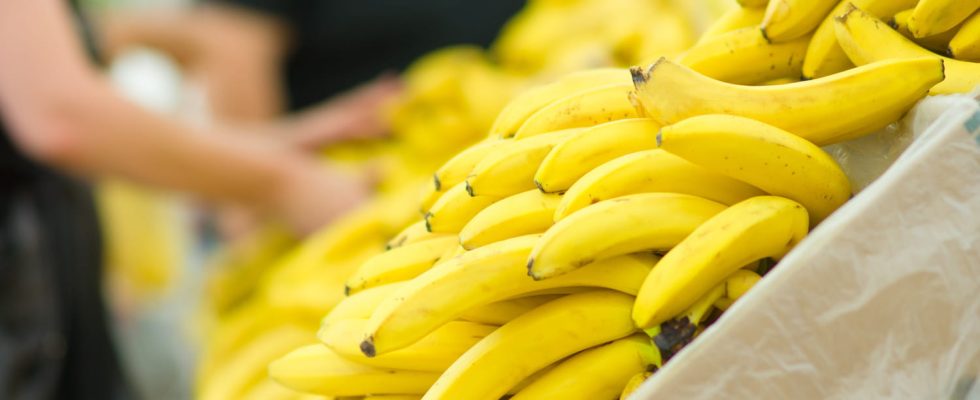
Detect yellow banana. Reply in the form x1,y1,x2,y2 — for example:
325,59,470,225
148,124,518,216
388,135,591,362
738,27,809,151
418,182,441,215
362,235,656,356
834,5,977,94
534,118,660,194
385,220,444,250
270,344,439,397
459,189,561,250
715,269,763,310
421,291,638,400
657,114,851,224
240,378,302,400
528,193,726,279
424,182,499,233
698,6,767,43
760,0,839,42
891,8,961,53
365,396,422,400
466,129,582,197
318,319,495,372
948,11,980,60
432,139,507,191
489,68,633,138
737,0,769,8
802,0,917,79
634,196,808,328
510,334,659,400
457,295,562,325
323,283,406,325
907,0,980,38
513,84,640,139
345,236,458,295
619,371,654,400
630,56,944,145
555,149,765,221
679,28,810,84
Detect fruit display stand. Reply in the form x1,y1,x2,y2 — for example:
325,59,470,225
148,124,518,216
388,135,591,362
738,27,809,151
635,93,980,399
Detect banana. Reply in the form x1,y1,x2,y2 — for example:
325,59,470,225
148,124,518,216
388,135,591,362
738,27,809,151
510,334,659,400
715,269,763,310
365,396,422,400
555,149,765,221
656,114,851,224
323,283,406,325
534,118,660,194
834,5,977,94
630,56,944,145
418,182,441,215
891,8,961,53
459,189,561,249
620,371,654,400
432,139,507,191
698,6,767,43
361,235,656,356
528,193,726,279
318,318,495,372
802,0,917,79
760,0,838,42
513,84,640,139
634,196,808,328
239,378,299,400
737,0,769,8
270,344,439,397
345,236,459,295
386,220,444,250
948,11,980,60
489,68,633,138
761,77,801,85
458,295,562,325
421,290,638,400
466,128,582,197
906,0,980,38
679,28,810,84
424,182,499,233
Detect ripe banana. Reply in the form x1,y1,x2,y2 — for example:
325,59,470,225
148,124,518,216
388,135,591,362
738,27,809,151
737,0,768,8
555,149,765,221
630,56,943,145
513,84,640,139
715,269,763,310
489,68,633,138
948,11,980,60
834,5,977,94
802,0,917,79
365,396,422,400
424,182,499,233
698,6,766,43
345,236,459,294
528,193,726,279
421,291,638,400
418,182,441,215
760,0,838,42
679,28,810,84
620,371,654,400
656,114,851,224
318,318,495,372
239,378,298,400
891,8,961,53
534,118,660,194
466,128,581,197
386,220,445,250
457,294,562,325
432,139,507,191
510,334,659,400
906,0,980,38
361,235,656,356
323,282,406,325
633,196,808,328
270,344,439,397
459,189,561,250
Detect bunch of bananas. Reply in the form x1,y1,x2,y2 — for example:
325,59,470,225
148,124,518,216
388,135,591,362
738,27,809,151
204,0,979,398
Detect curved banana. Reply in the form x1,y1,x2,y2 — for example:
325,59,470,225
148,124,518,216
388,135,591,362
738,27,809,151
489,68,633,138
528,193,726,279
457,295,562,325
657,114,851,224
555,149,765,221
459,189,561,250
906,0,980,38
634,196,808,328
421,291,638,400
510,334,659,400
534,118,660,194
318,318,495,372
760,0,838,42
345,236,459,295
513,84,640,139
418,182,441,215
362,235,656,356
715,269,763,310
949,11,980,60
891,8,961,53
466,129,581,197
323,282,406,325
239,378,299,400
834,5,977,95
802,0,917,79
270,344,439,397
679,28,810,84
199,325,315,400
386,220,445,250
432,139,507,191
737,0,769,8
424,182,500,234
620,371,654,400
630,56,943,145
365,396,422,400
698,6,766,43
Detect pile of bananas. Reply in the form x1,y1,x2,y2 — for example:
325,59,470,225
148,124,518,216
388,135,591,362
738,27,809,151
202,0,979,399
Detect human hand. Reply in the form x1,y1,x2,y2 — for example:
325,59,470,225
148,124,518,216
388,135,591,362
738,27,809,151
271,160,375,235
289,73,403,150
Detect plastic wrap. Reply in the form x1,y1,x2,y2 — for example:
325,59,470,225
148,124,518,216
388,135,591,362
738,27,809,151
636,93,980,399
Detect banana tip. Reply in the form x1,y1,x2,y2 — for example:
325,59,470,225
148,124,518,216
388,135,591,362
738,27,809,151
525,258,544,280
343,285,351,296
759,27,771,44
424,213,434,232
464,181,476,197
360,338,377,358
835,3,858,24
432,174,441,191
655,129,663,147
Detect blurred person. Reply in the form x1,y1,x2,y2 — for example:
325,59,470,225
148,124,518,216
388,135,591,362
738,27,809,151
0,1,375,399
